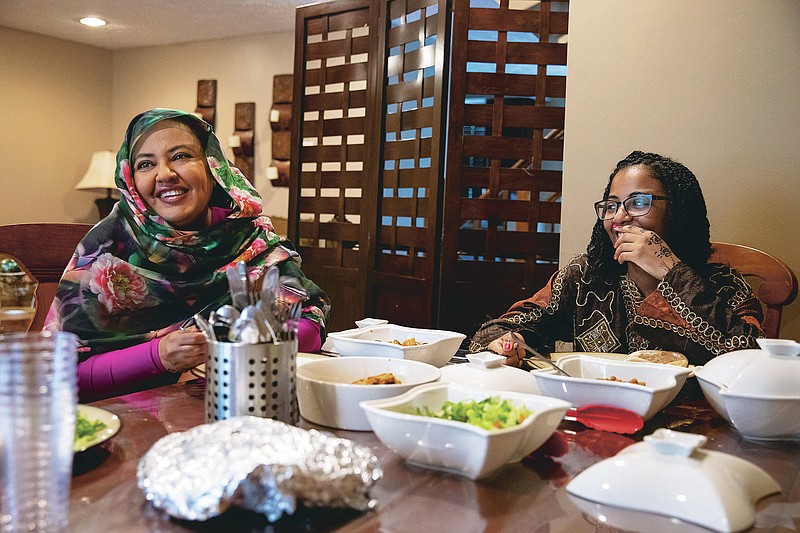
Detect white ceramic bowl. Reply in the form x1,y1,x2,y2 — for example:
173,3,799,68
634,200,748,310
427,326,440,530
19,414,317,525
354,317,389,329
693,339,800,440
532,354,692,420
327,324,466,367
567,428,780,533
297,356,440,431
359,382,570,480
439,351,541,394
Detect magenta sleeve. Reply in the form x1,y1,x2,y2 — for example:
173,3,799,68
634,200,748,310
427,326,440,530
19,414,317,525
296,317,322,353
76,337,170,401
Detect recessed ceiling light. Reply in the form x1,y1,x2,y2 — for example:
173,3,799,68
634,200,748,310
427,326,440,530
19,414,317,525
80,17,107,27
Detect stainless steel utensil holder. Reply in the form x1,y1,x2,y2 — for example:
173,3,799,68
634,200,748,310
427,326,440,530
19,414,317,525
205,339,298,424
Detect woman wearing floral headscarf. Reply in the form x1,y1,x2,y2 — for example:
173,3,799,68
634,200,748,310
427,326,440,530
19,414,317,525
45,108,330,401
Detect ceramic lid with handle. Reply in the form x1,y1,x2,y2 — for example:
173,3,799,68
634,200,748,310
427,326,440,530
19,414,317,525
566,428,781,532
694,338,800,397
438,351,540,394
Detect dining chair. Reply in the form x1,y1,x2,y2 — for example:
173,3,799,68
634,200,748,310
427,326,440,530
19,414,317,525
0,223,92,331
710,242,798,338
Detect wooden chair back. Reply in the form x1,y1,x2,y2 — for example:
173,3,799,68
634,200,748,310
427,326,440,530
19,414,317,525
0,223,92,331
710,242,798,338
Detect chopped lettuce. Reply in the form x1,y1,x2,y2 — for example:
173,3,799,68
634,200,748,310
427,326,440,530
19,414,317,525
74,411,108,450
415,397,532,430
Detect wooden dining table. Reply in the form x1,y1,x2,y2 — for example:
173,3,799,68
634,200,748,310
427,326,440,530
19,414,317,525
69,368,800,533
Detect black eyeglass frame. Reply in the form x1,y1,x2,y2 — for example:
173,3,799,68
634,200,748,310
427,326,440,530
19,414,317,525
593,193,670,221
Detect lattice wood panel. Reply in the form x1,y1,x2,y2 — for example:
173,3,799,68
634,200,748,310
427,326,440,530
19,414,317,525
439,0,568,334
371,0,450,326
291,0,568,335
291,0,377,332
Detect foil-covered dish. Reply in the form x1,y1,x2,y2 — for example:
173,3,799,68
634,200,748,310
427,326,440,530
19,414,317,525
137,416,382,522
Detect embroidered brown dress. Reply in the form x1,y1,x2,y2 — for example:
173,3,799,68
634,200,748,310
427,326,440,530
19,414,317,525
469,255,763,367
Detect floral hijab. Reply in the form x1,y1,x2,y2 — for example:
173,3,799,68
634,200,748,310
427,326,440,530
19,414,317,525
46,108,329,355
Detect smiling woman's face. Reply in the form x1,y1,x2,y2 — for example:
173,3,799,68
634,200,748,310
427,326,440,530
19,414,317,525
131,120,214,230
603,164,670,245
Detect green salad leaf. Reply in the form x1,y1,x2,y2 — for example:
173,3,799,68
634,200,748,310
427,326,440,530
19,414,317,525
74,411,108,450
415,397,532,430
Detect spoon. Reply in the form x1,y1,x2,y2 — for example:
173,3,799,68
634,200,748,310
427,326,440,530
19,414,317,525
229,305,261,343
261,265,279,301
211,305,240,327
193,313,216,342
259,266,282,336
226,263,249,309
254,300,277,342
514,338,571,377
237,261,253,305
278,275,308,303
564,405,644,434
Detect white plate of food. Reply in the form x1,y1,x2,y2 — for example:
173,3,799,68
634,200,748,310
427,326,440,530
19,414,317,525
74,404,121,453
551,350,689,365
327,324,466,367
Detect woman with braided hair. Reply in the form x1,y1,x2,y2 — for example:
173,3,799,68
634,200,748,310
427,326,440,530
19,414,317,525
470,150,763,367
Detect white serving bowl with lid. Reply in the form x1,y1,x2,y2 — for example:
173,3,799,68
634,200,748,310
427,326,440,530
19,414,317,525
566,428,780,533
693,338,800,440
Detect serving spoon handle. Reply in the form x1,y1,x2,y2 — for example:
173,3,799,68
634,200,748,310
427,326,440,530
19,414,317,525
565,405,644,434
514,338,571,377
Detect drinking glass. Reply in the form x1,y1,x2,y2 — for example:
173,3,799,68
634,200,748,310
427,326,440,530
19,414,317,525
0,331,78,533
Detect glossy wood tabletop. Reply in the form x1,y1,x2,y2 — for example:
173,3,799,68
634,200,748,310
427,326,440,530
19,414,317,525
69,379,800,533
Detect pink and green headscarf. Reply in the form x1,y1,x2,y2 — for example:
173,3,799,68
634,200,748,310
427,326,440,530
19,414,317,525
46,108,329,354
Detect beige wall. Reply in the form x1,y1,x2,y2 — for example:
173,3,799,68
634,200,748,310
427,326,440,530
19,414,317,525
0,28,294,226
562,0,800,339
0,27,112,225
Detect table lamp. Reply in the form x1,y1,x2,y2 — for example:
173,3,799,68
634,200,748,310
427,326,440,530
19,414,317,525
75,150,117,220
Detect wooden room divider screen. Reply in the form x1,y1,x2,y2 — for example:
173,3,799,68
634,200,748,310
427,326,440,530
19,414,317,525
290,0,568,336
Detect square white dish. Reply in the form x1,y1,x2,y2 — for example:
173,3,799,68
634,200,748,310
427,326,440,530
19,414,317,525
693,340,800,440
532,354,692,420
567,429,780,532
297,356,440,431
359,382,570,480
326,324,466,368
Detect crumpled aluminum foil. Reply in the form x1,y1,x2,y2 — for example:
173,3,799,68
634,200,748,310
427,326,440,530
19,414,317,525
136,416,382,522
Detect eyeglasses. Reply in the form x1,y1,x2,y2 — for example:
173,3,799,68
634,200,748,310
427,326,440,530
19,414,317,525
594,193,669,220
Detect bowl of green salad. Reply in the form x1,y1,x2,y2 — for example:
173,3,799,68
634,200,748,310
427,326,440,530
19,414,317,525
359,382,570,480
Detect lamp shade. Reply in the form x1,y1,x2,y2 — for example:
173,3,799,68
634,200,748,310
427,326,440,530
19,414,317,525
75,150,116,191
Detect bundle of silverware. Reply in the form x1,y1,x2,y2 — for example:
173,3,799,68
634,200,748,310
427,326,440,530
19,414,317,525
192,261,305,344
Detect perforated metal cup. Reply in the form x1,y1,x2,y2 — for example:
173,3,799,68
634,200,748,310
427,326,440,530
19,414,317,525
204,339,298,424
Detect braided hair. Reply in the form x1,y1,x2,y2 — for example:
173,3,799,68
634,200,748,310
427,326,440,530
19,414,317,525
586,151,712,280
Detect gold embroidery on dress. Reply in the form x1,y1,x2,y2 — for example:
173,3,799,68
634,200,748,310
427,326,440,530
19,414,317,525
576,310,621,352
710,268,753,310
505,265,569,327
620,276,646,351
621,271,757,356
